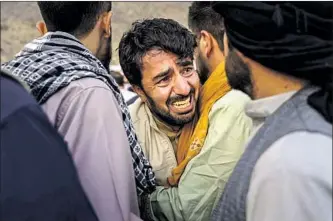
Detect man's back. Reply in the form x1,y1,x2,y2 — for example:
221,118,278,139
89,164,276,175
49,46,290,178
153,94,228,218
212,86,332,221
1,30,154,220
0,71,98,221
41,77,141,221
246,87,332,221
1,2,155,219
247,131,332,221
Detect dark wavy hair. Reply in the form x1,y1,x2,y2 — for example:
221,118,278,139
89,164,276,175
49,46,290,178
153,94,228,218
118,18,197,87
38,1,112,38
188,1,225,52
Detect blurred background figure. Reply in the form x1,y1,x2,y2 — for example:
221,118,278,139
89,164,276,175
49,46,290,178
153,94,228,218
110,64,132,90
0,2,190,65
111,69,138,105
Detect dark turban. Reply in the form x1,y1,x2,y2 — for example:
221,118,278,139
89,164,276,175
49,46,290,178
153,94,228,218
212,2,333,123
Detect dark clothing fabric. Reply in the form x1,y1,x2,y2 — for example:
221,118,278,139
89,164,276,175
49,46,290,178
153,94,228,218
1,31,156,195
0,71,98,221
211,85,332,221
211,2,333,123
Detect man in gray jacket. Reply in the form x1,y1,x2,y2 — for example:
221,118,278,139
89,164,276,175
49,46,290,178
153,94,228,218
211,2,332,221
1,2,156,221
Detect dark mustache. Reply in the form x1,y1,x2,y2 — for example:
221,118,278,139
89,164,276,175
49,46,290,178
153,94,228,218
167,88,195,104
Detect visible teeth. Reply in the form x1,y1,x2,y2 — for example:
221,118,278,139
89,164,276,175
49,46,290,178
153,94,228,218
173,97,190,108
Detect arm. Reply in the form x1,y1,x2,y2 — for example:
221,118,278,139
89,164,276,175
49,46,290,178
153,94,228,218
247,132,332,221
151,104,252,221
58,86,141,221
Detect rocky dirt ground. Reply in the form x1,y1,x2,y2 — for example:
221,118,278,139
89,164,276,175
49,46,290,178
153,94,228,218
1,2,190,64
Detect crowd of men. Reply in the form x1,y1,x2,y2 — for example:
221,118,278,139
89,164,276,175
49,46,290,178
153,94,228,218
1,2,332,221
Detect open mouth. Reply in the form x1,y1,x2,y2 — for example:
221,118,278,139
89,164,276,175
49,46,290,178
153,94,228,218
172,96,191,109
170,95,194,114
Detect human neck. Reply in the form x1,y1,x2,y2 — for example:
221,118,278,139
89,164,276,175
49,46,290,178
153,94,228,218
153,114,182,133
252,63,305,99
79,30,100,56
208,50,225,75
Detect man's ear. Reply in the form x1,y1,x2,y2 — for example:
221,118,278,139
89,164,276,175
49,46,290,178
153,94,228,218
199,30,213,58
36,20,47,36
101,11,112,38
133,85,147,103
223,32,229,57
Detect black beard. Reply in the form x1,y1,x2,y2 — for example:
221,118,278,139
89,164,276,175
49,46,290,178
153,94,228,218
225,49,254,98
144,88,196,127
196,51,210,85
96,35,112,73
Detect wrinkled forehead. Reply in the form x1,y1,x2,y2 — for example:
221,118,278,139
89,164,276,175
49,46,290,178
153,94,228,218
141,49,193,78
143,49,193,64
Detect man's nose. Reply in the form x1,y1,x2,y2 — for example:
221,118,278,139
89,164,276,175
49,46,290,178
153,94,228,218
173,74,191,96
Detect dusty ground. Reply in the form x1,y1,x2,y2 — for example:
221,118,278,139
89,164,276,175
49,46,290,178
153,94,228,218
0,2,190,64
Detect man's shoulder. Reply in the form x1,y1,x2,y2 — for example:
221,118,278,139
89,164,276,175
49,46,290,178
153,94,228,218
42,77,118,125
247,131,332,221
209,89,251,120
212,89,251,112
46,77,112,104
256,131,332,181
0,73,37,121
67,77,111,91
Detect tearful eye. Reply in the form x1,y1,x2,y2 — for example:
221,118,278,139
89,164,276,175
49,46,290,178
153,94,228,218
160,76,170,82
182,67,194,77
157,76,171,87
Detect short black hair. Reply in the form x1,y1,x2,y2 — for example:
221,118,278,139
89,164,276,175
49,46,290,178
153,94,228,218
118,18,197,87
188,1,225,51
111,71,124,87
37,1,112,38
